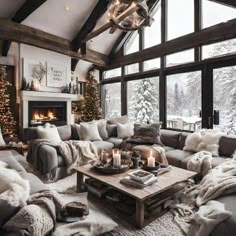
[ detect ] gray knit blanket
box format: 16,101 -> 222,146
4,190 -> 64,236
27,139 -> 98,174
167,158 -> 236,236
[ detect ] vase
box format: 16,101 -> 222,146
30,80 -> 41,91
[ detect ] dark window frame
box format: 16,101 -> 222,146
100,0 -> 236,131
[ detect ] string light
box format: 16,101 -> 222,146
0,66 -> 17,137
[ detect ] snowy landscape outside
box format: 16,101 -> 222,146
102,0 -> 236,134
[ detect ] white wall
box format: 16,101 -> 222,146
20,44 -> 71,93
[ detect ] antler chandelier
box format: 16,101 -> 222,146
83,0 -> 151,44
108,0 -> 150,31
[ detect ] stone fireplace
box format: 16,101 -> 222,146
20,91 -> 81,129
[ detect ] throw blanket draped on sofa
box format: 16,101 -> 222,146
187,151 -> 213,177
167,159 -> 236,236
27,139 -> 98,174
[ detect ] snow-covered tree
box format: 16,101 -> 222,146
130,78 -> 159,123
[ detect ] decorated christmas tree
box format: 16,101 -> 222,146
0,65 -> 16,136
80,65 -> 102,122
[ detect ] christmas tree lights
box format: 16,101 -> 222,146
80,66 -> 102,122
0,65 -> 16,136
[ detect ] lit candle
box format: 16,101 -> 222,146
113,150 -> 121,168
147,150 -> 155,167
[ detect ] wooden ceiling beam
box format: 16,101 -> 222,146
110,18 -> 236,68
0,19 -> 108,67
209,0 -> 236,8
1,0 -> 47,56
71,0 -> 110,71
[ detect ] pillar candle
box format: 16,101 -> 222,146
113,150 -> 121,168
147,150 -> 155,167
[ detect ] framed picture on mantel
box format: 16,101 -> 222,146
47,64 -> 67,88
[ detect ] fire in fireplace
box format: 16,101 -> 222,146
28,101 -> 67,127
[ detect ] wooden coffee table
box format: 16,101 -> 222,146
75,164 -> 196,228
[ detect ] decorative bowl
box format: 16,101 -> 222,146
90,161 -> 130,174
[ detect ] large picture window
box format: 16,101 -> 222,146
202,0 -> 236,29
104,68 -> 121,79
167,71 -> 201,131
167,0 -> 194,40
125,33 -> 139,55
166,49 -> 194,67
127,77 -> 159,123
102,83 -> 121,118
144,3 -> 161,49
214,66 -> 236,134
202,39 -> 236,60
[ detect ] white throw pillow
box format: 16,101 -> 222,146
94,119 -> 108,140
36,123 -> 61,142
183,132 -> 202,152
196,131 -> 224,156
0,128 -> 6,146
78,121 -> 102,141
117,122 -> 134,138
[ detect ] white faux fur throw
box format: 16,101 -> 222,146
0,160 -> 30,207
188,201 -> 231,236
57,140 -> 98,173
187,151 -> 212,177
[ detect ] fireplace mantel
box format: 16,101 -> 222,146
20,91 -> 82,128
20,91 -> 82,101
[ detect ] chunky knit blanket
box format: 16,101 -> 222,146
4,190 -> 64,236
28,139 -> 98,174
167,159 -> 236,236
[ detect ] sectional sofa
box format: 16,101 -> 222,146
2,125 -> 236,235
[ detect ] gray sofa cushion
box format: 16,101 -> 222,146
160,130 -> 181,149
106,124 -> 117,137
212,193 -> 236,236
179,132 -> 190,150
0,151 -> 26,173
166,149 -> 193,168
163,146 -> 175,152
219,135 -> 236,157
57,125 -> 72,141
106,138 -> 123,148
93,141 -> 114,151
58,155 -> 66,167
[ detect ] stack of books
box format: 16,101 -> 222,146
120,170 -> 158,189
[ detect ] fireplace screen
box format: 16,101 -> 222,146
28,101 -> 67,126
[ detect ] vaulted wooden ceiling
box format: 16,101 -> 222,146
0,0 -> 235,71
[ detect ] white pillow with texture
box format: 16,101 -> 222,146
117,122 -> 134,138
36,123 -> 61,142
94,119 -> 108,140
183,132 -> 202,152
0,128 -> 6,146
196,131 -> 224,156
78,121 -> 102,141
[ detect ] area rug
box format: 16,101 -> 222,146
47,174 -> 184,236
